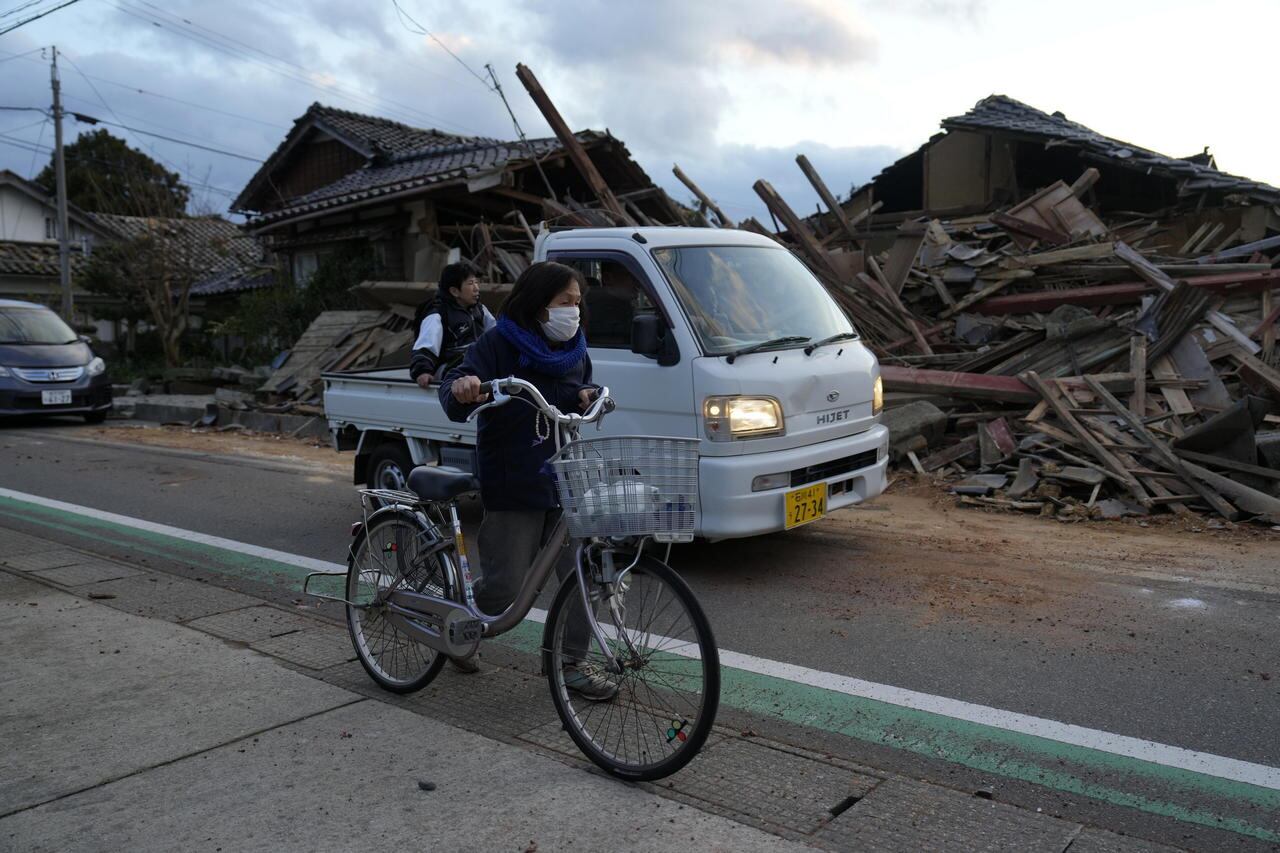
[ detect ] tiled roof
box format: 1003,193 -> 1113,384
0,241 -> 88,278
88,213 -> 264,277
190,267 -> 275,297
232,102 -> 487,212
249,131 -> 604,226
308,103 -> 478,154
943,95 -> 1280,204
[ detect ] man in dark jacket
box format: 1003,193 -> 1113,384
410,263 -> 495,388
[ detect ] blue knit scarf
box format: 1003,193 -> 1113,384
496,315 -> 586,376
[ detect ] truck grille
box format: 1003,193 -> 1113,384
790,449 -> 878,487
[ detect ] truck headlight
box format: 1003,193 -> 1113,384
872,375 -> 883,416
703,396 -> 783,440
86,357 -> 106,377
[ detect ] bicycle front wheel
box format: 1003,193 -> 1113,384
543,554 -> 719,781
347,509 -> 453,694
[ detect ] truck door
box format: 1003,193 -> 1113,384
549,251 -> 696,439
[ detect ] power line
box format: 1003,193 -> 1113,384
389,0 -> 493,91
0,47 -> 288,130
68,112 -> 262,162
0,0 -> 82,36
109,0 -> 483,135
1,0 -> 50,19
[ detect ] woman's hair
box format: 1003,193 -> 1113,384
499,261 -> 584,331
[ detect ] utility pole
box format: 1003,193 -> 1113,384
51,46 -> 73,319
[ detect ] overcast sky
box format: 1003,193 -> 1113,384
2,0 -> 1277,224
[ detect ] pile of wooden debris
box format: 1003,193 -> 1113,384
752,164 -> 1280,524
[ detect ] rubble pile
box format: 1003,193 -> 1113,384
759,166 -> 1280,525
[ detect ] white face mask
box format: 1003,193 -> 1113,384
540,305 -> 580,342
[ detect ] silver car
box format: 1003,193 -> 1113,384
0,299 -> 112,423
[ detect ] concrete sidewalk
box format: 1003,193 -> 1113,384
0,525 -> 1189,852
0,569 -> 802,852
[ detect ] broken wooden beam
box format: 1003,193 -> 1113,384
1081,374 -> 1236,520
1020,371 -> 1152,507
752,179 -> 839,280
672,163 -> 733,227
515,63 -> 635,226
795,154 -> 860,245
973,269 -> 1280,315
1114,241 -> 1260,354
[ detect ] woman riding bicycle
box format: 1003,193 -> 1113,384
438,261 -> 617,700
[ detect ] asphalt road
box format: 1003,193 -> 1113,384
3,420 -> 1278,848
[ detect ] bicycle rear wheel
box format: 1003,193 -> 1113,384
543,553 -> 719,781
347,509 -> 453,693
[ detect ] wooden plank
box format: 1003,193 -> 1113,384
795,154 -> 856,243
973,268 -> 1280,315
1150,355 -> 1194,418
882,226 -> 927,295
1082,375 -> 1236,520
1002,242 -> 1115,269
1020,371 -> 1151,506
1258,288 -> 1277,360
939,275 -> 1021,320
1173,449 -> 1280,481
515,63 -> 634,226
672,163 -> 733,227
1129,335 -> 1147,416
752,179 -> 839,279
990,210 -> 1068,245
884,366 -> 1037,403
1068,167 -> 1100,198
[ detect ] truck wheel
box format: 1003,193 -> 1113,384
367,442 -> 415,493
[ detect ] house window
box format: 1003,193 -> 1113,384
45,217 -> 55,240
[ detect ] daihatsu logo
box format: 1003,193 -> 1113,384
826,390 -> 840,402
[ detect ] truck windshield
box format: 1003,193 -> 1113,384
651,245 -> 854,356
0,307 -> 78,345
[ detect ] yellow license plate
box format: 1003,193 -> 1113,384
784,483 -> 827,529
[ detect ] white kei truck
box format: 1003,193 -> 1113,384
323,227 -> 888,540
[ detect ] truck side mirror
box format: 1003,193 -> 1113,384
631,313 -> 679,366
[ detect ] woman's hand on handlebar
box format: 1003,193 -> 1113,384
577,387 -> 598,412
451,375 -> 490,405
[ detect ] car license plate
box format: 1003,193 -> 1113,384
41,390 -> 72,405
784,482 -> 827,530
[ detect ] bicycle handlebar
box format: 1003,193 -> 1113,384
464,376 -> 615,425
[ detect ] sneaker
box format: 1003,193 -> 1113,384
448,654 -> 481,674
562,660 -> 619,701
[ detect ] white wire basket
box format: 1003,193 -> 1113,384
548,436 -> 699,542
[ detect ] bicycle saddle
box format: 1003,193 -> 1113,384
407,466 -> 479,501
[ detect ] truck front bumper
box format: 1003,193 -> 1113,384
697,424 -> 889,540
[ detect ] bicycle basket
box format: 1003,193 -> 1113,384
548,436 -> 699,542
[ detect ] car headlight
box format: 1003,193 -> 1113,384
86,357 -> 106,377
872,375 -> 883,416
703,396 -> 783,441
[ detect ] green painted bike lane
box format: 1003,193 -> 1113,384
1,491 -> 1275,842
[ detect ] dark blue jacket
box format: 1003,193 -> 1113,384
438,328 -> 594,511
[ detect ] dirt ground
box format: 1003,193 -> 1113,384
91,421 -> 1279,599
88,421 -> 349,473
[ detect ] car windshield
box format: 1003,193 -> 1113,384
651,245 -> 854,356
0,307 -> 78,345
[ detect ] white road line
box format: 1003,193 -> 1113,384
3,485 -> 1278,792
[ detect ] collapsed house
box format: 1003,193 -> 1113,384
743,96 -> 1280,525
232,98 -> 683,289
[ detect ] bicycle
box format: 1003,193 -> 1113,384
305,376 -> 720,780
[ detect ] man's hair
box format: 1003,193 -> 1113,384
440,262 -> 475,295
499,261 -> 584,331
